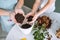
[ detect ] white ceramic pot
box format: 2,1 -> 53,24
18,23 -> 34,35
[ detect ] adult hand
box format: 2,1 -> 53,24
10,9 -> 25,24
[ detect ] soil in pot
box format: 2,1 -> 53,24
21,24 -> 31,29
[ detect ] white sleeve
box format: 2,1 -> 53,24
40,0 -> 56,9
39,0 -> 56,13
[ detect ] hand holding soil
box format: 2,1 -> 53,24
10,9 -> 25,24
14,9 -> 25,24
26,12 -> 35,24
15,11 -> 35,24
15,13 -> 25,24
12,10 -> 37,25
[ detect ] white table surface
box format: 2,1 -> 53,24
6,12 -> 60,40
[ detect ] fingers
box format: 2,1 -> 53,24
14,9 -> 25,19
10,9 -> 25,24
11,13 -> 22,24
27,18 -> 36,24
11,10 -> 39,25
25,13 -> 31,18
10,13 -> 17,23
25,13 -> 35,24
27,14 -> 38,24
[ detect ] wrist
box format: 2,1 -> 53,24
4,10 -> 11,16
31,11 -> 35,13
15,6 -> 22,10
30,12 -> 35,16
9,11 -> 12,17
31,10 -> 37,14
15,8 -> 22,11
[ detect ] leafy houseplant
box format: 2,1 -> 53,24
33,21 -> 48,40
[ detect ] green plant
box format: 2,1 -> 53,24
33,22 -> 48,40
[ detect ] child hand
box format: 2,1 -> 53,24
27,13 -> 39,24
26,12 -> 35,24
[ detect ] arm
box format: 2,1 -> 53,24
31,0 -> 41,13
28,0 -> 55,24
0,9 -> 10,16
0,0 -> 24,16
37,0 -> 55,16
15,0 -> 24,9
25,0 -> 41,18
11,0 -> 24,24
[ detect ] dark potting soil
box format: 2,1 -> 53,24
15,13 -> 25,23
37,16 -> 51,29
21,24 -> 31,29
27,16 -> 33,22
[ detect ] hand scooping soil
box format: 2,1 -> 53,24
15,13 -> 25,24
27,16 -> 33,22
